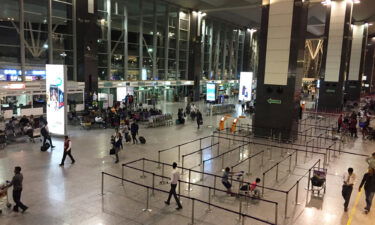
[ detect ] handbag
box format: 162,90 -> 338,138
109,148 -> 116,155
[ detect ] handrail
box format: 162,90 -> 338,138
101,171 -> 276,225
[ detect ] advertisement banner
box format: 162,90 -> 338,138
239,72 -> 253,101
206,83 -> 216,101
46,64 -> 67,136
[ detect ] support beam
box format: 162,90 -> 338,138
152,0 -> 157,80
48,0 -> 53,63
107,0 -> 111,80
345,23 -> 368,102
19,0 -> 25,81
124,5 -> 128,80
73,0 -> 77,81
139,0 -> 143,80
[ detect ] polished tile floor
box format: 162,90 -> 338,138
0,101 -> 374,225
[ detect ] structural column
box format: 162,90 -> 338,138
364,40 -> 375,93
253,0 -> 309,140
318,0 -> 353,112
345,23 -> 368,101
76,0 -> 99,105
188,11 -> 203,101
19,0 -> 25,81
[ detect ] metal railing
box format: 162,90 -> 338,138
103,171 -> 277,225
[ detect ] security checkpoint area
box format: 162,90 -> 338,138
100,113 -> 373,225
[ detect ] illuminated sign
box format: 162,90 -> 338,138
5,83 -> 26,89
239,72 -> 253,101
206,83 -> 216,101
46,64 -> 67,136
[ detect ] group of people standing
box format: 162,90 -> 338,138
184,103 -> 203,129
338,110 -> 371,138
111,122 -> 139,163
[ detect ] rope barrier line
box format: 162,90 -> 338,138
101,171 -> 276,225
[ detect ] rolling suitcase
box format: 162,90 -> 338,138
40,142 -> 50,152
139,136 -> 146,144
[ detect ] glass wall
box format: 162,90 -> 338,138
0,0 -> 73,81
202,18 -> 243,81
0,0 -> 247,83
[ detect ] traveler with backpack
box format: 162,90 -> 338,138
41,122 -> 55,149
196,109 -> 203,129
130,122 -> 139,144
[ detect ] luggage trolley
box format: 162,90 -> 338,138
0,182 -> 12,214
310,168 -> 327,197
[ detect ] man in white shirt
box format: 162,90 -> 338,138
164,162 -> 182,210
342,167 -> 356,212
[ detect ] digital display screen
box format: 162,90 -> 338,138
239,72 -> 253,101
46,64 -> 66,135
206,83 -> 216,101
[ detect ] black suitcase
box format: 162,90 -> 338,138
40,142 -> 50,152
125,134 -> 131,142
139,136 -> 146,144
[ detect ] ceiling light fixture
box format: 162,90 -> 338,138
353,0 -> 360,4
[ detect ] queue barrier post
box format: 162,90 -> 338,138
142,187 -> 152,212
160,164 -> 167,184
285,192 -> 289,218
157,151 -> 161,169
101,172 -> 104,195
287,154 -> 292,172
296,180 -> 300,205
187,169 -> 192,191
121,166 -> 124,186
189,198 -> 195,225
276,163 -> 279,182
238,198 -> 242,221
213,176 -> 217,195
247,156 -> 252,176
178,145 -> 181,162
207,188 -> 212,212
151,173 -> 155,196
262,173 -> 265,196
140,159 -> 146,178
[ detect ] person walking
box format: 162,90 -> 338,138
113,131 -> 122,163
41,122 -> 55,148
164,162 -> 183,210
130,121 -> 139,144
7,166 -> 28,213
59,136 -> 75,166
342,168 -> 356,212
196,109 -> 203,129
359,168 -> 375,214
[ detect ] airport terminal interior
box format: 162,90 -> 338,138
1,0 -> 375,225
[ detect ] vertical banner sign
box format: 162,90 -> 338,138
239,72 -> 253,101
46,64 -> 67,136
206,83 -> 216,101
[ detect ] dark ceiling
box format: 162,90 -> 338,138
165,0 -> 375,37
